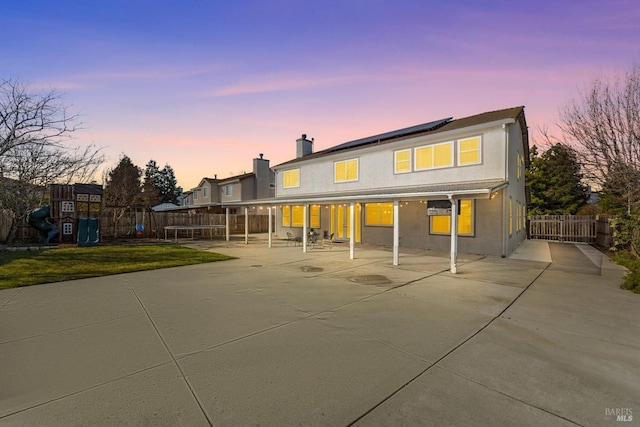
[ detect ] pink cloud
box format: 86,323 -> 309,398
209,72 -> 380,97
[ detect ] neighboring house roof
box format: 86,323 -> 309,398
151,203 -> 179,211
194,177 -> 218,190
218,172 -> 255,183
274,106 -> 526,168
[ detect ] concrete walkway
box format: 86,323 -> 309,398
0,238 -> 637,426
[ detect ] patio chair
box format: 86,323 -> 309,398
307,231 -> 319,249
286,232 -> 302,246
323,233 -> 334,249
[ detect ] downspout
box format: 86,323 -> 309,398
448,194 -> 458,274
502,124 -> 509,258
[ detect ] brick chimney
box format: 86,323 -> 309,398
296,134 -> 313,158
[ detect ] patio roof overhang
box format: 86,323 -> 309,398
220,180 -> 508,208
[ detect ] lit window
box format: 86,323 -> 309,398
310,205 -> 321,228
282,206 -> 291,227
516,152 -> 523,180
415,141 -> 453,170
509,198 -> 513,235
365,203 -> 394,226
334,159 -> 358,182
291,206 -> 304,227
429,200 -> 474,236
458,136 -> 481,165
394,149 -> 411,174
283,169 -> 300,188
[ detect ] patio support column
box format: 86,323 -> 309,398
244,207 -> 249,244
268,207 -> 272,248
448,195 -> 458,274
225,207 -> 230,242
349,202 -> 355,260
303,204 -> 308,253
393,200 -> 400,266
274,206 -> 278,237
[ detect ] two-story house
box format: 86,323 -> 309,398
183,154 -> 274,212
270,106 -> 529,271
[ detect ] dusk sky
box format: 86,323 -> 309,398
2,1 -> 638,190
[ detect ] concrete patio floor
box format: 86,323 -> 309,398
0,237 -> 638,426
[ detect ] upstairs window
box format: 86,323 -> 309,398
203,186 -> 208,197
516,152 -> 523,180
225,185 -> 232,196
283,169 -> 300,188
415,141 -> 453,171
394,149 -> 411,174
458,136 -> 481,166
335,159 -> 358,183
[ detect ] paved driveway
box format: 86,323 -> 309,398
0,239 -> 638,426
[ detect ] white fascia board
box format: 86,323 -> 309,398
220,183 -> 509,207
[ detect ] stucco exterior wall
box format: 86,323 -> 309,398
505,121 -> 527,255
220,181 -> 243,203
360,197 -> 504,256
275,125 -> 507,197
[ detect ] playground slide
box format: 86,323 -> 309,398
27,205 -> 59,244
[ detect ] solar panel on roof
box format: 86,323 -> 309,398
324,117 -> 452,153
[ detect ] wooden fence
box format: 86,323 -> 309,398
1,210 -> 272,243
528,214 -> 613,247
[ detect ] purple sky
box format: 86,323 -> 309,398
2,0 -> 639,189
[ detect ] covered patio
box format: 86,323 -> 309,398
219,180 -> 508,273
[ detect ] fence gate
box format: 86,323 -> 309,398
528,215 -> 597,244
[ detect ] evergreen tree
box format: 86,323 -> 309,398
142,159 -> 162,207
103,155 -> 142,236
159,164 -> 179,204
526,144 -> 589,215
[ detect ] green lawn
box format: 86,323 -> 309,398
0,245 -> 235,289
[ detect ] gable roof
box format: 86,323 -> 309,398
218,172 -> 255,183
275,106 -> 525,168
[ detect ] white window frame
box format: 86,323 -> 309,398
225,185 -> 233,196
457,135 -> 482,166
414,141 -> 454,171
334,158 -> 359,183
394,149 -> 412,174
283,168 -> 300,189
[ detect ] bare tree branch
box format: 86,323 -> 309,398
558,64 -> 640,215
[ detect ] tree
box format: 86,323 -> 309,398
559,64 -> 640,215
158,164 -> 180,204
140,160 -> 180,205
526,143 -> 589,215
0,78 -> 103,243
103,155 -> 142,237
141,159 -> 162,208
1,78 -> 80,157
